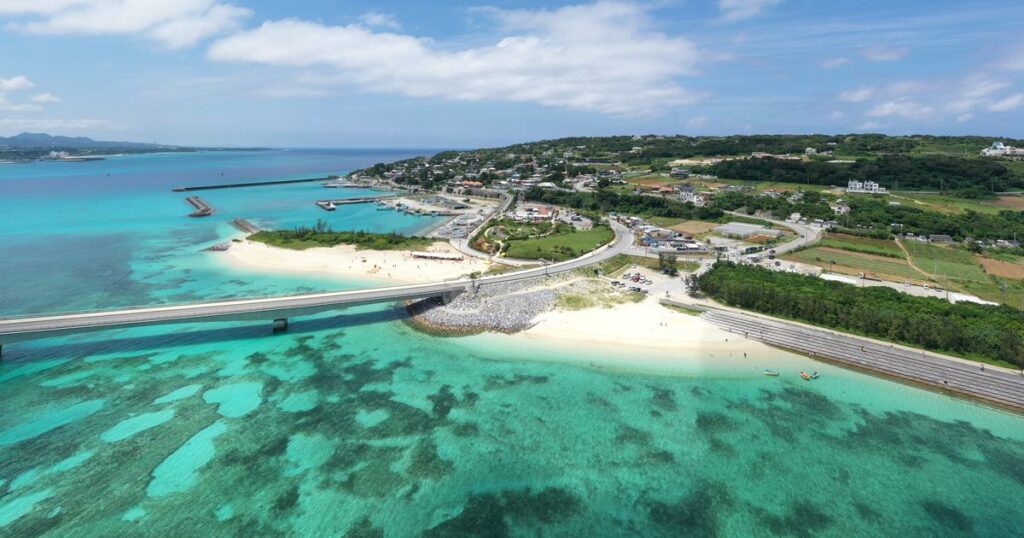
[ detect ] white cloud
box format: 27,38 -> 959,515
0,0 -> 251,48
999,46 -> 1024,71
956,113 -> 973,123
820,57 -> 848,69
829,110 -> 844,119
0,117 -> 112,132
0,75 -> 34,92
866,98 -> 933,120
989,92 -> 1024,112
839,87 -> 874,102
359,12 -> 400,30
30,92 -> 61,103
0,94 -> 41,111
858,121 -> 884,130
688,115 -> 709,128
862,45 -> 908,61
207,2 -> 706,116
717,0 -> 781,21
888,80 -> 927,95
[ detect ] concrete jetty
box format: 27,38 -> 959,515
185,196 -> 214,217
172,176 -> 339,192
231,218 -> 260,234
315,195 -> 396,211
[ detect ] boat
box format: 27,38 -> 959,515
324,202 -> 336,211
762,369 -> 779,377
810,371 -> 820,379
799,371 -> 812,381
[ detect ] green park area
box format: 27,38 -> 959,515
503,224 -> 614,261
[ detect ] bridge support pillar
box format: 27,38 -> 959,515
272,318 -> 288,333
440,291 -> 460,305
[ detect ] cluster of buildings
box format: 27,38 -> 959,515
845,180 -> 887,194
511,203 -> 556,223
613,216 -> 709,254
353,149 -> 626,195
980,142 -> 1024,158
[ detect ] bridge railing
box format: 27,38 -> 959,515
0,279 -> 471,321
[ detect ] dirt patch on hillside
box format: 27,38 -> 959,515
669,220 -> 717,235
993,196 -> 1024,210
977,256 -> 1024,280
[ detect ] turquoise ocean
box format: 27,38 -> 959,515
0,150 -> 1022,536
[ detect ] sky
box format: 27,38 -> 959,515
0,0 -> 1022,148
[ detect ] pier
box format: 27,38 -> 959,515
315,195 -> 396,211
172,176 -> 340,192
231,218 -> 260,234
185,196 -> 214,217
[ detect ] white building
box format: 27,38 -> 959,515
981,141 -> 1024,157
846,180 -> 887,194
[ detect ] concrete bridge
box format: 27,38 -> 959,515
0,221 -> 630,353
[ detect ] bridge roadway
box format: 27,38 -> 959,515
0,221 -> 630,348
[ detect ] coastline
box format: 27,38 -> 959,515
217,239 -> 492,284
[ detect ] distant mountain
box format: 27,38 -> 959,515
0,132 -> 180,150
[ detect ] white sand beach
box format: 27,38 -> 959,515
220,239 -> 492,283
522,298 -> 784,359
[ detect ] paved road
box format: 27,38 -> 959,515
0,220 -> 630,346
695,305 -> 1024,411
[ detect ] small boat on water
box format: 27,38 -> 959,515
762,369 -> 779,377
799,371 -> 812,381
324,202 -> 336,211
810,371 -> 820,379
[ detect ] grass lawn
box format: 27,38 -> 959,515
595,254 -> 700,276
889,193 -> 1008,215
648,216 -> 685,228
504,225 -> 614,261
817,233 -> 904,258
713,177 -> 837,193
902,242 -> 989,282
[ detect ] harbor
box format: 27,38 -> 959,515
315,195 -> 397,211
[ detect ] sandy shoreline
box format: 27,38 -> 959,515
219,241 -> 788,360
219,239 -> 492,284
520,298 -> 786,360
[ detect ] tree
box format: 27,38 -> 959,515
658,252 -> 679,275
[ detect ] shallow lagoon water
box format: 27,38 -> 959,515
0,152 -> 1022,536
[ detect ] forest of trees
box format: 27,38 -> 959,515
705,155 -> 1024,196
249,220 -> 431,251
697,263 -> 1024,367
523,188 -> 723,220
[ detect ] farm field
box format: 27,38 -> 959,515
976,256 -> 1024,280
782,247 -> 926,283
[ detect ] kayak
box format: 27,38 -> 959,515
763,369 -> 780,377
799,372 -> 812,381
